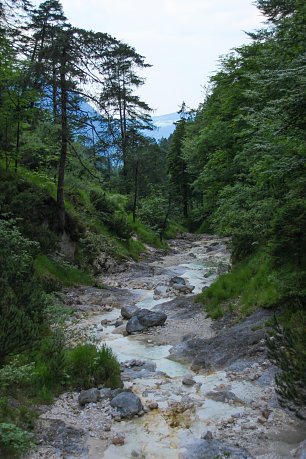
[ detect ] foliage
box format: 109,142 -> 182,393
0,220 -> 45,362
0,422 -> 34,457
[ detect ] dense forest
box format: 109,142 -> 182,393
0,0 -> 305,455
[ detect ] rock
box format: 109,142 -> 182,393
99,388 -> 112,400
172,283 -> 195,294
294,440 -> 306,459
181,439 -> 254,459
147,400 -> 159,410
206,390 -> 242,404
182,376 -> 196,386
110,391 -> 143,419
169,276 -> 186,286
115,319 -> 123,327
111,433 -> 125,446
126,309 -> 167,334
201,431 -> 213,440
170,309 -> 273,371
78,388 -> 101,406
121,304 -> 140,319
154,285 -> 168,297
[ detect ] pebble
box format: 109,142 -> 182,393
112,433 -> 125,446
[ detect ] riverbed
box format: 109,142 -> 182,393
28,235 -> 306,459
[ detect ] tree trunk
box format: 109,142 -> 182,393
57,45 -> 68,232
132,160 -> 139,223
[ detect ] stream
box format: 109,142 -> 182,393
30,236 -> 306,459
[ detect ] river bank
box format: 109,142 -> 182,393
27,235 -> 305,459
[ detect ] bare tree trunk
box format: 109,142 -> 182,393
57,45 -> 68,232
132,159 -> 139,223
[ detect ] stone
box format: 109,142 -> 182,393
121,304 -> 140,319
169,276 -> 186,286
126,309 -> 167,334
115,319 -> 123,327
201,431 -> 213,440
110,391 -> 143,419
78,388 -> 101,406
181,439 -> 254,459
111,433 -> 125,446
172,283 -> 195,294
206,390 -> 242,404
294,440 -> 306,459
147,400 -> 159,410
154,285 -> 168,297
182,376 -> 196,386
99,388 -> 112,400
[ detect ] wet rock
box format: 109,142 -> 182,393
182,376 -> 196,386
170,276 -> 186,286
110,391 -> 143,419
112,433 -> 125,446
126,309 -> 167,334
121,304 -> 140,319
294,440 -> 306,459
78,388 -> 101,406
181,439 -> 254,459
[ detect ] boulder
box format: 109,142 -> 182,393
78,388 -> 101,406
170,276 -> 186,286
294,440 -> 306,459
154,285 -> 168,297
181,439 -> 254,459
110,391 -> 143,419
172,283 -> 195,294
126,308 -> 167,334
182,376 -> 196,386
121,304 -> 140,319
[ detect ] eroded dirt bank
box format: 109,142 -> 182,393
27,235 -> 306,459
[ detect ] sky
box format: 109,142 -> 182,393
36,0 -> 265,115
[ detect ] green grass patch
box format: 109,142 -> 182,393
34,255 -> 94,289
128,216 -> 168,249
197,251 -> 280,318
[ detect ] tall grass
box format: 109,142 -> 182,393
197,251 -> 280,318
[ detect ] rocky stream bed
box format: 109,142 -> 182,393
27,235 -> 306,459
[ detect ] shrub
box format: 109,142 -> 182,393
66,344 -> 121,390
0,422 -> 33,457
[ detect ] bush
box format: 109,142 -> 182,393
0,220 -> 45,362
66,344 -> 121,390
0,422 -> 33,457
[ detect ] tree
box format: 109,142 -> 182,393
167,102 -> 192,219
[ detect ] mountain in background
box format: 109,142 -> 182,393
151,112 -> 179,140
79,101 -> 179,141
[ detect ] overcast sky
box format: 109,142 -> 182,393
38,0 -> 265,115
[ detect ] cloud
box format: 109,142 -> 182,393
32,0 -> 264,114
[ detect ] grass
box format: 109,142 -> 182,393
34,255 -> 94,288
197,250 -> 281,318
